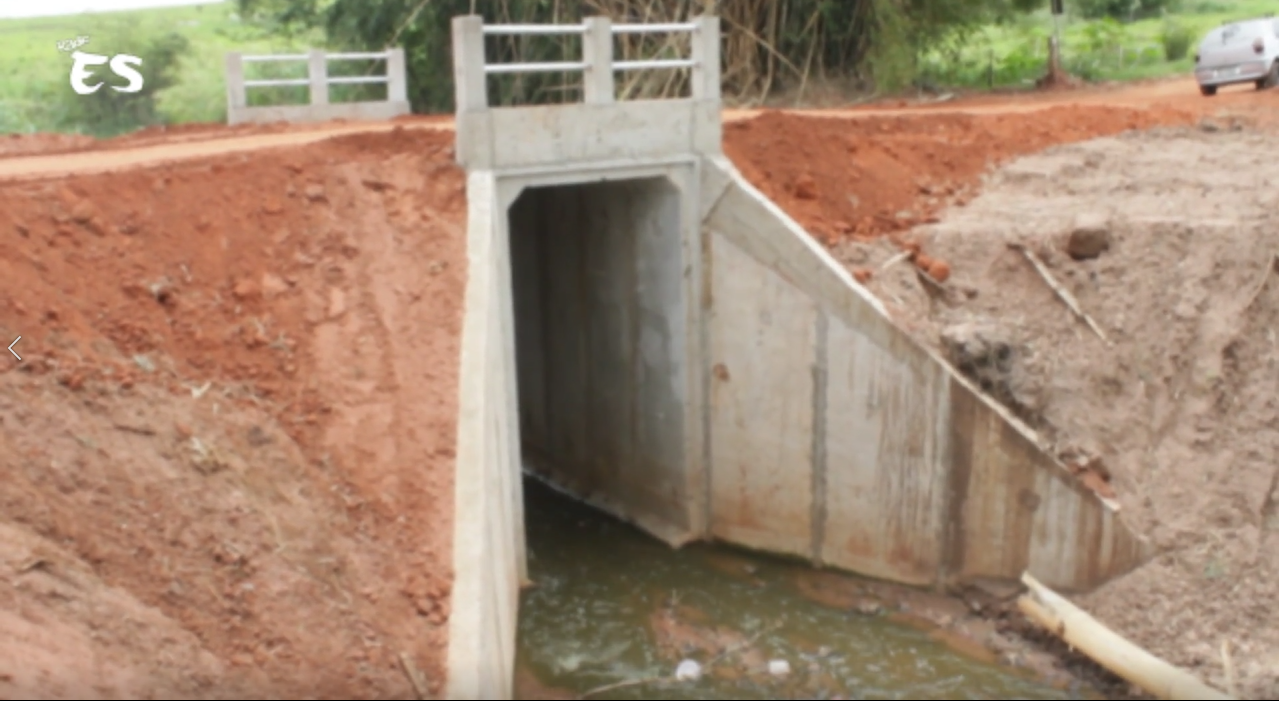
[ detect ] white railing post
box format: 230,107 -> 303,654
453,15 -> 488,112
386,47 -> 408,102
581,16 -> 614,104
225,52 -> 247,108
690,15 -> 720,101
308,49 -> 329,105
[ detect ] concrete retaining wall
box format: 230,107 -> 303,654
698,154 -> 1150,592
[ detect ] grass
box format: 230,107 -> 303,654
0,1 -> 322,133
921,0 -> 1279,89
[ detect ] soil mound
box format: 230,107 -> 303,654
722,104 -> 1197,246
0,127 -> 466,698
832,125 -> 1279,699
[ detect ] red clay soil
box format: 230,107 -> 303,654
0,93 -> 1244,698
0,115 -> 455,160
722,104 -> 1199,250
0,127 -> 466,699
0,132 -> 98,158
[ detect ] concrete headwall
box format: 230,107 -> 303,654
698,155 -> 1150,593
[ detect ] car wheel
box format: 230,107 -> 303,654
1201,84 -> 1217,96
1262,61 -> 1279,89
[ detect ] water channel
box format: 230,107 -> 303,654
514,476 -> 1092,701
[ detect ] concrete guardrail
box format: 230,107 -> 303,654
223,48 -> 410,126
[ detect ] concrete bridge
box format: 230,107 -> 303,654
442,15 -> 1148,699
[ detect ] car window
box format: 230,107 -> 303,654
1220,20 -> 1266,43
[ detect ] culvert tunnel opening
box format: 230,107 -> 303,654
505,175 -> 697,547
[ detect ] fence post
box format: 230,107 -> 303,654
225,52 -> 246,109
452,15 -> 488,112
1048,35 -> 1063,79
690,15 -> 721,101
386,47 -> 408,103
308,49 -> 329,105
582,16 -> 614,104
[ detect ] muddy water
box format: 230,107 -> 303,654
515,477 -> 1083,701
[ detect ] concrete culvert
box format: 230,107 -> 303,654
507,177 -> 695,543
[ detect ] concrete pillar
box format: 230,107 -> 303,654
386,46 -> 408,103
452,15 -> 488,112
581,16 -> 614,104
224,52 -> 246,108
308,49 -> 329,105
690,15 -> 721,101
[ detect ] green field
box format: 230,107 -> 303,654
0,0 -> 1276,136
921,0 -> 1279,88
0,1 -> 323,134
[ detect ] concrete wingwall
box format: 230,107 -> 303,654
698,154 -> 1151,593
445,170 -> 523,701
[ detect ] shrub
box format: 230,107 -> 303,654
49,29 -> 191,137
1159,20 -> 1195,61
1073,0 -> 1176,20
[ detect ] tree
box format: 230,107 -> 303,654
237,0 -> 1042,112
1072,0 -> 1177,20
51,30 -> 192,137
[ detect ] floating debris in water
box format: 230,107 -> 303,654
768,659 -> 791,677
675,659 -> 702,681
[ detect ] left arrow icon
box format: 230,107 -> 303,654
8,336 -> 20,361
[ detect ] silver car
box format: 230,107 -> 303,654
1194,17 -> 1279,95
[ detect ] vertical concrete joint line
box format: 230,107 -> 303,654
578,191 -> 594,471
536,194 -> 555,458
627,184 -> 642,496
937,380 -> 972,593
699,211 -> 715,538
810,311 -> 829,565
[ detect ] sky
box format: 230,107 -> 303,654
0,0 -> 225,19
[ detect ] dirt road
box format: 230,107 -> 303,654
2,75 -> 1270,179
0,75 -> 1275,699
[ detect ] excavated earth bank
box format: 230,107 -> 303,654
5,98 -> 1262,699
818,124 -> 1279,700
0,128 -> 466,699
